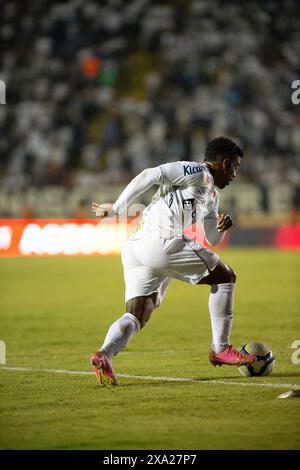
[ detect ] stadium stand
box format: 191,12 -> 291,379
0,0 -> 299,220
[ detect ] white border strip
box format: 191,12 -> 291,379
1,366 -> 299,389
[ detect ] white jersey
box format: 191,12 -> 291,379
113,161 -> 224,245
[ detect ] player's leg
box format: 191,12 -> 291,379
198,259 -> 255,366
99,293 -> 157,358
198,259 -> 236,353
91,307 -> 141,386
167,238 -> 255,367
91,294 -> 158,386
91,239 -> 169,385
125,293 -> 157,328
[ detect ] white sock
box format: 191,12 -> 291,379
209,283 -> 234,353
100,313 -> 140,358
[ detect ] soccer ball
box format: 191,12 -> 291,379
238,342 -> 275,377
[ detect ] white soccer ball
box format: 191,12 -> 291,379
238,342 -> 275,377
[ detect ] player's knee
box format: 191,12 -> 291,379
216,262 -> 236,284
221,263 -> 236,284
227,266 -> 236,284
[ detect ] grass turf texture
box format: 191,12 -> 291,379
0,249 -> 299,450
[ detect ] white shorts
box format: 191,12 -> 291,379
121,236 -> 219,307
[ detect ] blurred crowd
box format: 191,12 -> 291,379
0,0 -> 300,201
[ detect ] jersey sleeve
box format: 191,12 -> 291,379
113,166 -> 163,214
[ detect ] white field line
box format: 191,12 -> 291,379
0,366 -> 299,390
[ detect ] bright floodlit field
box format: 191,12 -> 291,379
0,249 -> 299,450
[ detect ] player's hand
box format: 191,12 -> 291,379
91,202 -> 115,218
217,213 -> 233,232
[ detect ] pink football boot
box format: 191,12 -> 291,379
91,351 -> 118,386
209,345 -> 256,367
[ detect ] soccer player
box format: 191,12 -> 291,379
91,137 -> 256,386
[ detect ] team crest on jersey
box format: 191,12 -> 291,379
183,198 -> 195,210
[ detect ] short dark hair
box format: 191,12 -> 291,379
204,137 -> 244,162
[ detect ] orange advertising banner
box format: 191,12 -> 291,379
0,219 -> 138,256
0,219 -> 227,256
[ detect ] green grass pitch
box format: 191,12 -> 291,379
0,249 -> 299,450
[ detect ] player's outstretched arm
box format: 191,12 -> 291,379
91,202 -> 115,218
112,166 -> 162,214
